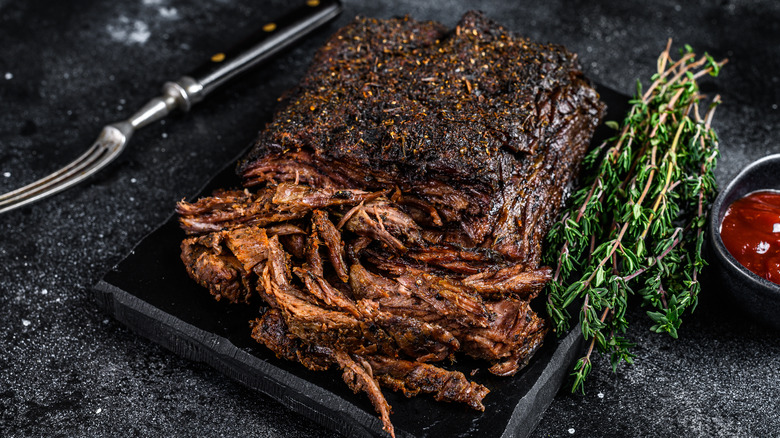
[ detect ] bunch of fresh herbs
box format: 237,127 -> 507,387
544,41 -> 727,392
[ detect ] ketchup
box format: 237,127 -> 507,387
720,190 -> 780,284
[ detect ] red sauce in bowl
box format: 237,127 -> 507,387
720,190 -> 780,284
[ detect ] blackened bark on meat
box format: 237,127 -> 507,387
238,11 -> 604,262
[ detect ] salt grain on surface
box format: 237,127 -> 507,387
5,72 -> 13,80
598,392 -> 604,399
22,319 -> 31,327
568,428 -> 575,434
3,172 -> 10,178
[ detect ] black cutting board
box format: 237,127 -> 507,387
92,85 -> 627,438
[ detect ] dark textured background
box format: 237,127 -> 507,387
1,0 -> 779,436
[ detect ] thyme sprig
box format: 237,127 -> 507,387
544,40 -> 726,393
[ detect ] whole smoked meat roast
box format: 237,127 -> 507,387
177,10 -> 605,437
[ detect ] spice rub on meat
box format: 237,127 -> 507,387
239,10 -> 604,265
178,10 -> 604,438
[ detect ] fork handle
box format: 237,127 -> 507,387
172,0 -> 341,110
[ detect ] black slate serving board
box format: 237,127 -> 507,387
92,85 -> 627,438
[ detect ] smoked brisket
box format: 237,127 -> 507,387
178,10 -> 604,437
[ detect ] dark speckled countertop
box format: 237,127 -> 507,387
1,0 -> 779,436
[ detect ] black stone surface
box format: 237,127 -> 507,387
1,1 -> 779,437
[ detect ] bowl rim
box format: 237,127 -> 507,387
709,153 -> 780,293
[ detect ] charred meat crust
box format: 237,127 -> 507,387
238,10 -> 604,262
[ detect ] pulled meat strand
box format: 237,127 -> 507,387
367,356 -> 490,411
334,352 -> 395,438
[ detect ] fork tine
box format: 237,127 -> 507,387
0,125 -> 129,213
0,146 -> 107,206
0,143 -> 103,202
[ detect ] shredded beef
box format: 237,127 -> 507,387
178,10 -> 604,437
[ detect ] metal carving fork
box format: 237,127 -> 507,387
0,0 -> 341,214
